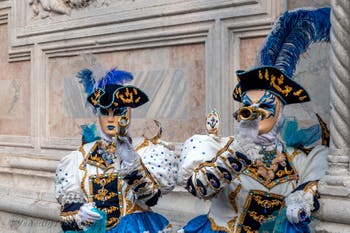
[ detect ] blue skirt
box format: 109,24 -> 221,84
108,211 -> 170,233
181,215 -> 226,233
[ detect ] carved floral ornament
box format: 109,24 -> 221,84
29,0 -> 110,18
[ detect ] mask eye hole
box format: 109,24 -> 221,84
99,108 -> 109,116
113,107 -> 127,117
259,103 -> 270,109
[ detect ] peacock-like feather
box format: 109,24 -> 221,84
97,68 -> 134,89
257,7 -> 331,78
76,69 -> 96,95
81,122 -> 100,144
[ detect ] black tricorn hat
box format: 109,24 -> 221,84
87,84 -> 149,109
77,68 -> 149,109
232,66 -> 310,105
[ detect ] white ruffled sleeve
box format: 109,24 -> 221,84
285,145 -> 329,222
177,134 -> 230,186
291,145 -> 329,184
137,140 -> 178,194
55,150 -> 86,205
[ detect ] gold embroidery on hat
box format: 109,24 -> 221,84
116,88 -> 135,104
270,75 -> 293,97
264,69 -> 269,80
277,74 -> 284,85
91,89 -> 102,106
299,96 -> 308,101
234,87 -> 241,99
293,89 -> 303,96
259,70 -> 263,80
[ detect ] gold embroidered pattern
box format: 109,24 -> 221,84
243,151 -> 298,189
60,210 -> 79,217
93,189 -> 118,202
303,181 -> 318,196
253,196 -> 283,209
88,172 -> 123,230
286,148 -> 300,161
293,89 -> 303,96
234,87 -> 242,99
85,141 -> 117,169
93,174 -> 118,186
276,167 -> 294,177
117,175 -> 123,215
135,139 -> 150,151
228,216 -> 238,232
229,184 -> 241,212
107,217 -> 120,229
125,199 -> 150,214
88,173 -> 119,202
140,160 -> 159,190
242,225 -> 258,233
101,206 -> 119,214
248,211 -> 277,226
90,89 -> 102,106
115,87 -> 142,104
270,75 -> 293,96
79,144 -> 92,199
237,190 -> 284,233
216,137 -> 235,158
195,161 -> 215,172
293,90 -> 308,101
208,215 -> 230,232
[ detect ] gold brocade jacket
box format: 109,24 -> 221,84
178,135 -> 328,233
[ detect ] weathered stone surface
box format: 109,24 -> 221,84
0,0 -> 349,232
0,24 -> 31,137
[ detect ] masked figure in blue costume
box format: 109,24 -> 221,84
55,68 -> 177,233
178,7 -> 331,233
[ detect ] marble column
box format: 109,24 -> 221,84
316,1 -> 350,232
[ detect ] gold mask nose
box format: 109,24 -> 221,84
234,107 -> 267,121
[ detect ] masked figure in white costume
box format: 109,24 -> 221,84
55,68 -> 177,233
178,7 -> 330,233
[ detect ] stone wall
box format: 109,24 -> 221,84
0,0 -> 349,232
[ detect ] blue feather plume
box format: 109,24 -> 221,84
257,7 -> 331,78
97,68 -> 133,89
81,123 -> 100,143
280,117 -> 321,147
76,69 -> 96,95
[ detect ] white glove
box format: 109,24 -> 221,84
78,203 -> 101,223
286,203 -> 310,224
116,136 -> 138,164
285,190 -> 314,224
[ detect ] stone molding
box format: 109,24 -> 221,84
0,2 -> 286,230
29,0 -> 111,19
316,0 -> 350,231
0,0 -> 285,153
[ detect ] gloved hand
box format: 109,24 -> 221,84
78,203 -> 102,224
286,203 -> 310,224
116,135 -> 138,164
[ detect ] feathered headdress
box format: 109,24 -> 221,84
76,67 -> 149,109
232,7 -> 331,105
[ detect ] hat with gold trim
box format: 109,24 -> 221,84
77,68 -> 149,109
233,7 -> 331,105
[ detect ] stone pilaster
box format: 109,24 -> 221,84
316,1 -> 350,232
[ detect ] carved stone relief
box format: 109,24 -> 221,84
29,0 -> 111,18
